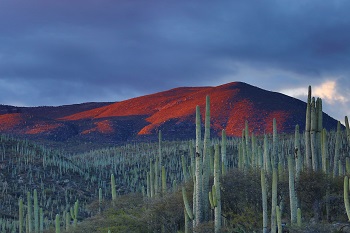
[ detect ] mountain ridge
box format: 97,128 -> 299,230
0,82 -> 339,143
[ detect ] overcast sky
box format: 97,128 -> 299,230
0,0 -> 349,122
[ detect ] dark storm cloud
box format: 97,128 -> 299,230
0,0 -> 350,108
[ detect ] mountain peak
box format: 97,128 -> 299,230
0,82 -> 338,143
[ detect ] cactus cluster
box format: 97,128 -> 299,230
1,85 -> 350,232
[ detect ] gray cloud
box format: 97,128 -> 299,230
0,0 -> 349,120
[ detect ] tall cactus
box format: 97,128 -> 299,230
70,200 -> 79,227
245,120 -> 251,166
271,118 -> 278,233
316,98 -> 323,168
162,166 -> 166,195
153,129 -> 162,197
242,129 -> 247,168
288,154 -> 297,224
55,214 -> 60,233
202,95 -> 211,221
154,157 -> 159,196
333,121 -> 341,177
305,86 -> 312,169
65,211 -> 70,231
27,191 -> 32,233
252,132 -> 257,167
182,185 -> 193,233
346,116 -> 350,142
182,155 -> 188,182
194,105 -> 203,227
321,129 -> 328,174
271,167 -> 278,233
310,97 -> 318,171
159,130 -> 162,171
213,144 -> 221,233
221,129 -> 227,175
264,134 -> 271,173
19,198 -> 23,233
272,118 -> 278,168
294,125 -> 302,180
276,205 -> 282,233
146,172 -> 150,198
39,208 -> 43,233
34,189 -> 39,233
111,174 -> 117,202
261,169 -> 268,233
297,208 -> 302,227
99,188 -> 102,213
149,161 -> 154,198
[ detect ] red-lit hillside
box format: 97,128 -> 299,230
0,82 -> 339,142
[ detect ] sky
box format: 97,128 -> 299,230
0,0 -> 350,122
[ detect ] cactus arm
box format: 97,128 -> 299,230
182,187 -> 194,220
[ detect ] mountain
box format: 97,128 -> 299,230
0,82 -> 339,144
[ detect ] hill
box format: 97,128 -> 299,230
0,82 -> 339,144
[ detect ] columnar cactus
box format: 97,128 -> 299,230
251,132 -> 257,167
70,200 -> 79,227
272,118 -> 278,168
271,119 -> 278,233
316,98 -> 323,168
241,129 -> 247,168
333,121 -> 341,177
238,143 -> 243,169
213,144 -> 221,233
245,120 -> 251,165
39,208 -> 43,233
264,134 -> 271,173
159,130 -> 162,171
154,157 -> 159,196
184,208 -> 190,233
321,129 -> 328,174
294,125 -> 302,179
346,116 -> 350,142
346,158 -> 350,175
19,198 -> 23,233
65,211 -> 70,231
182,155 -> 188,182
288,154 -> 297,224
221,129 -> 227,175
297,208 -> 302,227
34,189 -> 39,233
261,169 -> 268,233
194,105 -> 203,227
271,167 -> 278,233
111,174 -> 117,202
310,97 -> 318,171
27,191 -> 32,233
202,95 -> 210,221
305,86 -> 312,169
276,205 -> 282,233
26,213 -> 29,233
55,214 -> 60,233
162,166 -> 166,195
99,188 -> 102,213
182,186 -> 193,233
150,160 -> 154,197
146,172 -> 150,198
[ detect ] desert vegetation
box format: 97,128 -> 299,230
0,86 -> 350,232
